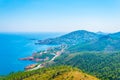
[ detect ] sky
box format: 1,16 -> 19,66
0,0 -> 120,33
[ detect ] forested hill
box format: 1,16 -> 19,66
3,66 -> 99,80
37,30 -> 99,45
53,52 -> 120,80
36,30 -> 120,52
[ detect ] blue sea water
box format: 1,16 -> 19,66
0,32 -> 63,75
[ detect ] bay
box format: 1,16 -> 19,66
0,32 -> 63,75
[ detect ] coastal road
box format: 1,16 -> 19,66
28,48 -> 64,71
28,64 -> 42,71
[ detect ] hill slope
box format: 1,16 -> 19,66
37,30 -> 99,45
68,35 -> 120,52
5,66 -> 99,80
53,52 -> 120,80
36,30 -> 120,52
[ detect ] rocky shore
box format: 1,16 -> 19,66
25,64 -> 37,70
19,57 -> 34,61
19,45 -> 66,71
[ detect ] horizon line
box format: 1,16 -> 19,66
0,29 -> 119,34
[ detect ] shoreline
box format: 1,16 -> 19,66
19,45 -> 66,71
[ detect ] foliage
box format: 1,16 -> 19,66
53,52 -> 120,80
37,30 -> 120,52
3,66 -> 98,80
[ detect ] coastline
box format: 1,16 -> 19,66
19,44 -> 66,71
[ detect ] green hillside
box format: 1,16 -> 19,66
24,30 -> 120,80
3,66 -> 99,80
53,52 -> 120,80
36,30 -> 99,45
36,30 -> 120,52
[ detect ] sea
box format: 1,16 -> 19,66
0,32 -> 63,75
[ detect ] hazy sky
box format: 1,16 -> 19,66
0,0 -> 120,32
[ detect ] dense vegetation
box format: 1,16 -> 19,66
0,76 -> 5,80
28,30 -> 120,80
37,30 -> 120,52
2,66 -> 98,80
67,35 -> 120,52
34,30 -> 120,80
37,30 -> 99,45
53,52 -> 120,80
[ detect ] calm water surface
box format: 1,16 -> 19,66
0,32 -> 63,75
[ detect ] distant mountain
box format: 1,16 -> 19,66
36,30 -> 120,52
36,30 -> 99,45
68,34 -> 120,52
109,32 -> 120,39
5,66 -> 99,80
96,31 -> 108,35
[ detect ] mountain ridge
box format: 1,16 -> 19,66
4,66 -> 99,80
36,30 -> 120,52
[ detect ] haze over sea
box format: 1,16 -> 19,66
0,32 -> 63,75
